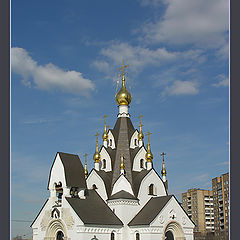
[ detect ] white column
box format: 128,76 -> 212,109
95,162 -> 100,171
147,161 -> 152,170
118,105 -> 130,118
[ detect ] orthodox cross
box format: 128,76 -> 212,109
104,114 -> 108,126
161,152 -> 166,161
118,59 -> 129,77
95,132 -> 99,145
84,153 -> 88,164
146,131 -> 152,144
138,114 -> 144,128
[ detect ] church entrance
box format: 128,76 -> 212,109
162,221 -> 185,240
56,231 -> 64,240
165,230 -> 174,240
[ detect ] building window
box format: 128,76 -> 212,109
135,139 -> 138,146
55,182 -> 63,201
102,159 -> 106,169
109,139 -> 112,146
92,184 -> 97,190
149,184 -> 154,195
111,232 -> 115,240
56,231 -> 64,240
136,233 -> 140,240
140,159 -> 144,168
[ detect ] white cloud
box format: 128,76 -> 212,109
11,47 -> 95,96
141,0 -> 229,48
164,80 -> 199,96
212,74 -> 229,87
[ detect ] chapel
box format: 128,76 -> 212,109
31,62 -> 195,240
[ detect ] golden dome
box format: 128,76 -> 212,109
138,128 -> 144,140
115,76 -> 132,106
93,150 -> 101,163
120,155 -> 125,170
161,167 -> 167,176
145,144 -> 153,162
102,131 -> 108,141
161,153 -> 167,176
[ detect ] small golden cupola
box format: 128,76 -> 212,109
145,132 -> 153,162
102,114 -> 108,141
115,60 -> 132,106
93,132 -> 101,163
120,145 -> 125,174
84,153 -> 88,178
161,152 -> 167,176
138,114 -> 144,141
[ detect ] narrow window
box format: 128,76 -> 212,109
92,184 -> 97,190
55,182 -> 63,201
136,233 -> 140,240
140,159 -> 144,168
111,232 -> 115,240
110,139 -> 112,146
135,139 -> 138,146
149,184 -> 154,195
102,159 -> 106,169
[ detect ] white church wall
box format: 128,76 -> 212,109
130,130 -> 139,149
100,147 -> 112,172
107,130 -> 116,149
48,154 -> 67,190
108,200 -> 139,225
137,170 -> 167,207
150,196 -> 194,240
111,175 -> 134,196
132,147 -> 147,171
86,170 -> 108,201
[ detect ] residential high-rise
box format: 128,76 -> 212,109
182,189 -> 214,235
212,173 -> 229,239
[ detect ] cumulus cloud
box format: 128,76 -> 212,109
163,80 -> 199,96
92,42 -> 205,74
141,0 -> 229,48
212,74 -> 229,87
11,47 -> 95,96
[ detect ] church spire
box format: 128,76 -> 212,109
84,153 -> 88,178
145,132 -> 153,170
161,152 -> 167,182
93,132 -> 101,171
102,114 -> 109,147
138,114 -> 144,143
115,59 -> 132,117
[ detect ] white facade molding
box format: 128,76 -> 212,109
107,130 -> 116,149
99,147 -> 112,172
130,130 -> 139,149
111,175 -> 134,196
132,147 -> 147,171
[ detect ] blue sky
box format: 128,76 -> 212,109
11,0 -> 229,238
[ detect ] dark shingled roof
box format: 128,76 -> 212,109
128,195 -> 173,226
95,170 -> 113,198
66,190 -> 123,226
108,190 -> 138,200
132,170 -> 151,196
48,152 -> 87,189
111,117 -> 136,188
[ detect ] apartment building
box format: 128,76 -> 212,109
182,189 -> 214,234
212,172 -> 229,239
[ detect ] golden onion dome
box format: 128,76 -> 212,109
138,130 -> 144,140
115,76 -> 132,106
145,144 -> 153,162
93,150 -> 101,163
102,131 -> 108,141
161,167 -> 167,176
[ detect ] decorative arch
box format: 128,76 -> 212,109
162,220 -> 185,240
45,219 -> 68,240
111,231 -> 116,240
135,231 -> 140,240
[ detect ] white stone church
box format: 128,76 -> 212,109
31,64 -> 195,240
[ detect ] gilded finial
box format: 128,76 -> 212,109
145,132 -> 153,162
84,153 -> 88,178
137,114 -> 144,140
93,132 -> 101,163
102,114 -> 109,141
115,59 -> 132,106
161,152 -> 167,176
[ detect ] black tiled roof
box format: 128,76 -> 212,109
128,195 -> 172,226
108,190 -> 138,200
66,190 -> 123,226
48,152 -> 87,189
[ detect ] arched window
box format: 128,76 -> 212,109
140,159 -> 144,168
135,139 -> 138,146
149,184 -> 154,195
102,159 -> 106,169
136,233 -> 140,240
55,182 -> 63,201
56,231 -> 64,240
92,184 -> 97,190
110,139 -> 112,146
111,232 -> 115,240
